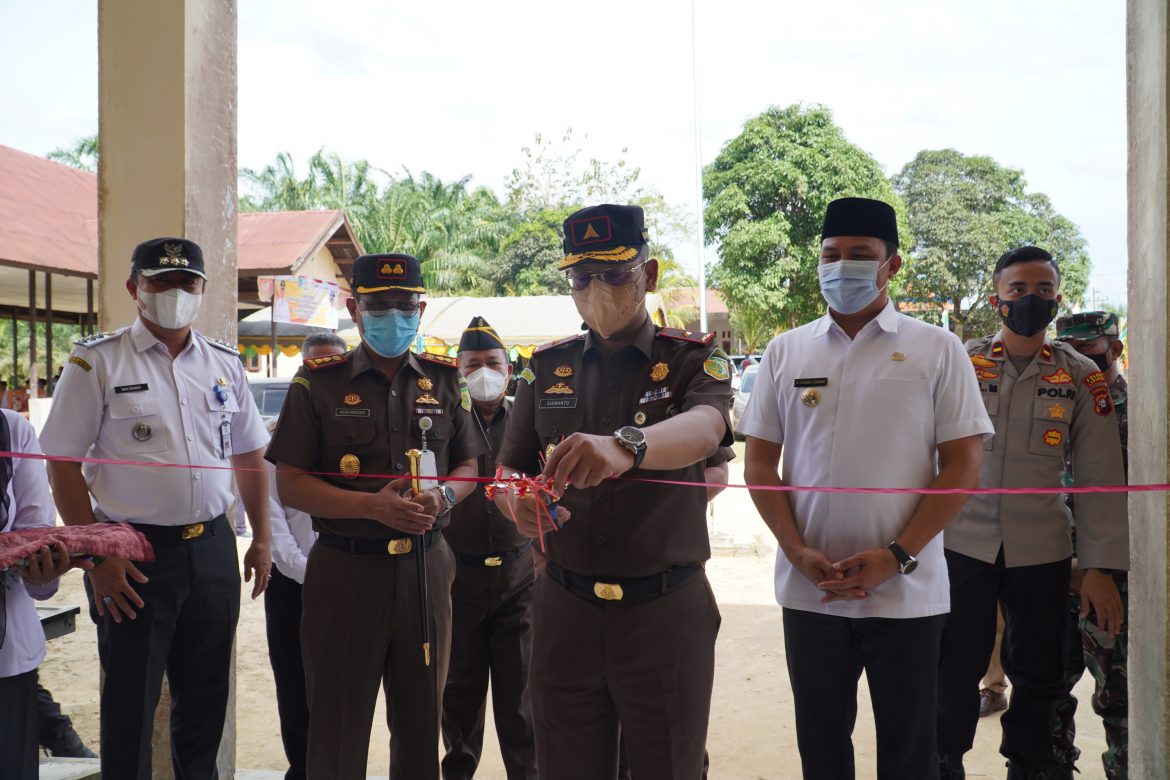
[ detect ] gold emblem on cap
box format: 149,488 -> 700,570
160,242 -> 190,267
891,352 -> 906,362
634,411 -> 647,425
650,362 -> 669,382
554,365 -> 573,378
339,454 -> 361,479
545,382 -> 574,395
343,393 -> 361,406
583,223 -> 601,240
417,376 -> 434,391
801,388 -> 820,408
132,422 -> 153,441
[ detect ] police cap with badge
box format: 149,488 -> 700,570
560,204 -> 650,269
351,253 -> 426,294
1055,311 -> 1121,341
132,237 -> 207,279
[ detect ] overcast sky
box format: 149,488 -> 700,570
0,0 -> 1128,307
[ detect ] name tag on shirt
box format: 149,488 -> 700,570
793,378 -> 828,388
220,420 -> 233,458
115,383 -> 149,394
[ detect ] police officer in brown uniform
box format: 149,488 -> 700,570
266,253 -> 485,780
495,204 -> 733,780
442,316 -> 537,780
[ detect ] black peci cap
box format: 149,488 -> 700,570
132,237 -> 207,279
820,197 -> 899,246
458,316 -> 506,352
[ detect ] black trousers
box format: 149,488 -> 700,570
0,669 -> 39,779
265,565 -> 309,780
441,555 -> 537,780
37,675 -> 77,749
85,517 -> 241,780
782,607 -> 947,780
937,549 -> 1072,771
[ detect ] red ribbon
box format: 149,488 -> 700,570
484,466 -> 559,552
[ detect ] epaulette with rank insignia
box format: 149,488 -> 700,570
304,353 -> 350,370
534,334 -> 585,354
73,330 -> 121,348
206,337 -> 240,356
1039,344 -> 1054,361
417,352 -> 458,368
657,328 -> 715,346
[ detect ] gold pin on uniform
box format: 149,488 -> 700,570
339,453 -> 361,479
416,393 -> 439,405
891,352 -> 906,362
343,393 -> 362,406
634,411 -> 647,425
650,362 -> 669,382
132,422 -> 153,441
417,376 -> 433,391
554,365 -> 574,377
801,389 -> 820,408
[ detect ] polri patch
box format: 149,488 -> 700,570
114,383 -> 149,394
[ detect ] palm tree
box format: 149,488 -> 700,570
47,135 -> 99,172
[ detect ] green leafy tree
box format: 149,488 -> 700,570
703,104 -> 902,334
493,209 -> 572,296
891,149 -> 1091,340
47,135 -> 99,172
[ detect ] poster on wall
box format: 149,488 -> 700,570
258,276 -> 341,329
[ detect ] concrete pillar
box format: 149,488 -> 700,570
1126,0 -> 1170,776
98,1 -> 239,778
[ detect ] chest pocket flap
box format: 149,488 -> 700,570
205,389 -> 241,413
109,393 -> 160,419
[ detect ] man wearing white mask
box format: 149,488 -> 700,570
442,316 -> 536,780
738,197 -> 992,779
41,236 -> 272,778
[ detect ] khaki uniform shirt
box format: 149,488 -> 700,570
265,345 -> 485,540
945,337 -> 1128,570
497,318 -> 734,579
442,398 -> 529,556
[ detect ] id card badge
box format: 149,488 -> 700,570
220,420 -> 233,459
419,449 -> 438,491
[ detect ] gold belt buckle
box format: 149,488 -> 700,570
387,538 -> 413,555
182,523 -> 205,541
484,556 -> 503,567
593,581 -> 624,601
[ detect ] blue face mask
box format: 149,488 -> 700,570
817,259 -> 890,315
361,310 -> 419,357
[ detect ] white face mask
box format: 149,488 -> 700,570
137,288 -> 202,329
464,366 -> 508,402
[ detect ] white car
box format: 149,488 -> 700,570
730,364 -> 758,440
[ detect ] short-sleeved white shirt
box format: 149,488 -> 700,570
39,318 -> 269,527
738,301 -> 993,619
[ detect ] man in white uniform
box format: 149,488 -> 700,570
40,236 -> 272,779
739,197 -> 992,779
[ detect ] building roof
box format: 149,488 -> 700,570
660,287 -> 730,315
0,143 -> 362,316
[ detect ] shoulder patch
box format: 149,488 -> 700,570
458,375 -> 472,411
206,337 -> 240,356
703,353 -> 731,381
68,355 -> 93,372
291,376 -> 311,391
519,367 -> 536,385
534,334 -> 585,354
73,330 -> 120,348
658,328 -> 715,346
305,353 -> 349,370
417,352 -> 458,368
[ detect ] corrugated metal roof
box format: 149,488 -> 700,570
0,144 -> 361,278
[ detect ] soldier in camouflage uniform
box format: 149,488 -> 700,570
1052,311 -> 1128,779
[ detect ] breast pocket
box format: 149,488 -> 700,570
865,377 -> 933,443
535,406 -> 585,456
1029,398 -> 1071,456
107,393 -> 168,455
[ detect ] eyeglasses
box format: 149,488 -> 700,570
566,260 -> 650,291
357,299 -> 421,317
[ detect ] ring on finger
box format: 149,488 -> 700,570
102,596 -> 113,605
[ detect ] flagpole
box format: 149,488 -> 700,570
691,0 -> 708,333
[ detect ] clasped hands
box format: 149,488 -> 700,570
787,544 -> 900,604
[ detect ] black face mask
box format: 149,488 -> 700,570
1087,352 -> 1113,372
997,295 -> 1058,337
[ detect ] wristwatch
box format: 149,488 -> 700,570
613,426 -> 648,471
887,541 -> 918,575
436,485 -> 457,514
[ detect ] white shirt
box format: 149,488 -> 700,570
738,301 -> 993,619
40,318 -> 269,526
266,460 -> 316,584
1,409 -> 59,678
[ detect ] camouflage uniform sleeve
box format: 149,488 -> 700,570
497,363 -> 541,475
264,367 -> 320,471
1068,364 -> 1129,571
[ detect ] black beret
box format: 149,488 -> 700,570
132,237 -> 207,279
458,316 -> 506,352
561,204 -> 650,270
351,253 -> 425,295
820,197 -> 899,246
